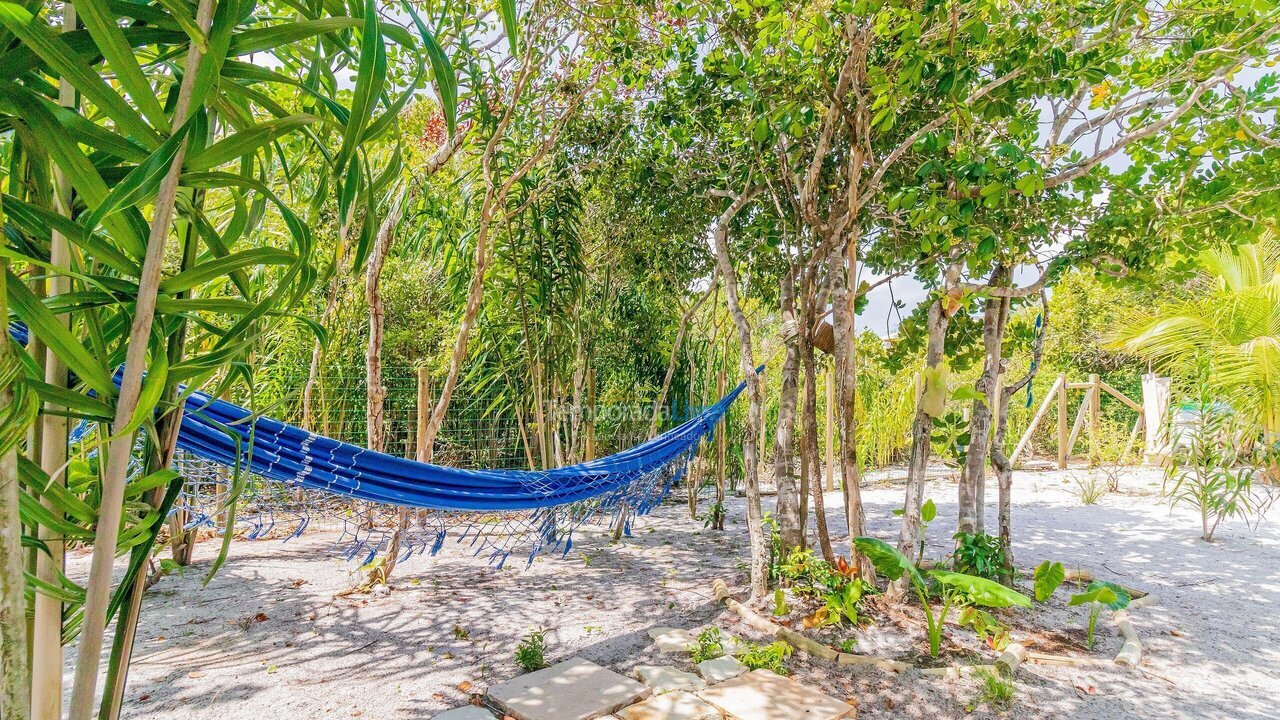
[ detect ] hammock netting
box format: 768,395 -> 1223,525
13,319 -> 747,568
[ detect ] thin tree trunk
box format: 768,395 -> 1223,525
366,187 -> 411,580
992,293 -> 1048,575
960,264 -> 1008,535
774,271 -> 803,551
829,236 -> 870,576
1,259 -> 30,720
897,263 -> 960,582
650,275 -> 718,438
32,8 -> 76,713
67,2 -> 214,715
800,281 -> 834,561
710,185 -> 768,598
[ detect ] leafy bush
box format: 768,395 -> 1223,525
951,532 -> 1006,580
739,641 -> 793,675
691,627 -> 723,663
1165,401 -> 1277,541
853,537 -> 1031,658
515,629 -> 548,672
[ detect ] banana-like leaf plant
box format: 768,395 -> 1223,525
853,537 -> 1030,657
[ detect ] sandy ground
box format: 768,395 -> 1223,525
63,466 -> 1280,720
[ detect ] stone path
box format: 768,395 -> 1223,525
432,626 -> 854,720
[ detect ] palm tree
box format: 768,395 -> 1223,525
1112,237 -> 1280,447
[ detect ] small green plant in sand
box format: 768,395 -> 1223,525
515,629 -> 548,672
773,588 -> 790,617
1068,581 -> 1130,648
738,641 -> 793,675
1032,560 -> 1065,602
967,668 -> 1015,712
951,531 -> 1007,580
1072,472 -> 1108,505
691,627 -> 724,663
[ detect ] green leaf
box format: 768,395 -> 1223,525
1068,586 -> 1117,607
498,0 -> 519,57
334,0 -> 387,175
82,116 -> 195,231
852,537 -> 923,589
402,1 -> 457,135
72,0 -> 171,130
1032,561 -> 1065,602
0,2 -> 159,144
950,385 -> 988,407
5,269 -> 116,398
1086,580 -> 1131,610
921,498 -> 936,523
185,115 -> 320,171
158,248 -> 296,294
930,571 -> 1031,608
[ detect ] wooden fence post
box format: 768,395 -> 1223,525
416,367 -> 431,464
1057,373 -> 1068,470
1088,373 -> 1101,467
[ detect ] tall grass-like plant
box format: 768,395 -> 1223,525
0,1 -> 431,717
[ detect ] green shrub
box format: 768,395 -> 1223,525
515,629 -> 548,672
691,627 -> 724,663
738,641 -> 793,675
951,532 -> 1006,580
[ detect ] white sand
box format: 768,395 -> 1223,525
63,466 -> 1280,719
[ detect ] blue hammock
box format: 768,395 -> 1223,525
10,323 -> 747,566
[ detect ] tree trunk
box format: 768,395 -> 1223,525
897,264 -> 959,579
774,271 -> 803,551
32,10 -> 76,712
67,3 -> 214,714
992,293 -> 1048,575
800,280 -> 834,561
960,264 -> 1008,535
710,186 -> 768,598
1,259 -> 30,720
829,237 -> 870,576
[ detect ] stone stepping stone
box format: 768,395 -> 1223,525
432,707 -> 498,720
487,658 -> 650,720
633,665 -> 705,693
614,691 -> 722,720
647,627 -> 697,653
697,669 -> 853,720
695,656 -> 747,684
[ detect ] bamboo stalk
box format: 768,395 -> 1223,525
31,7 -> 77,717
66,2 -> 216,717
1,262 -> 31,720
